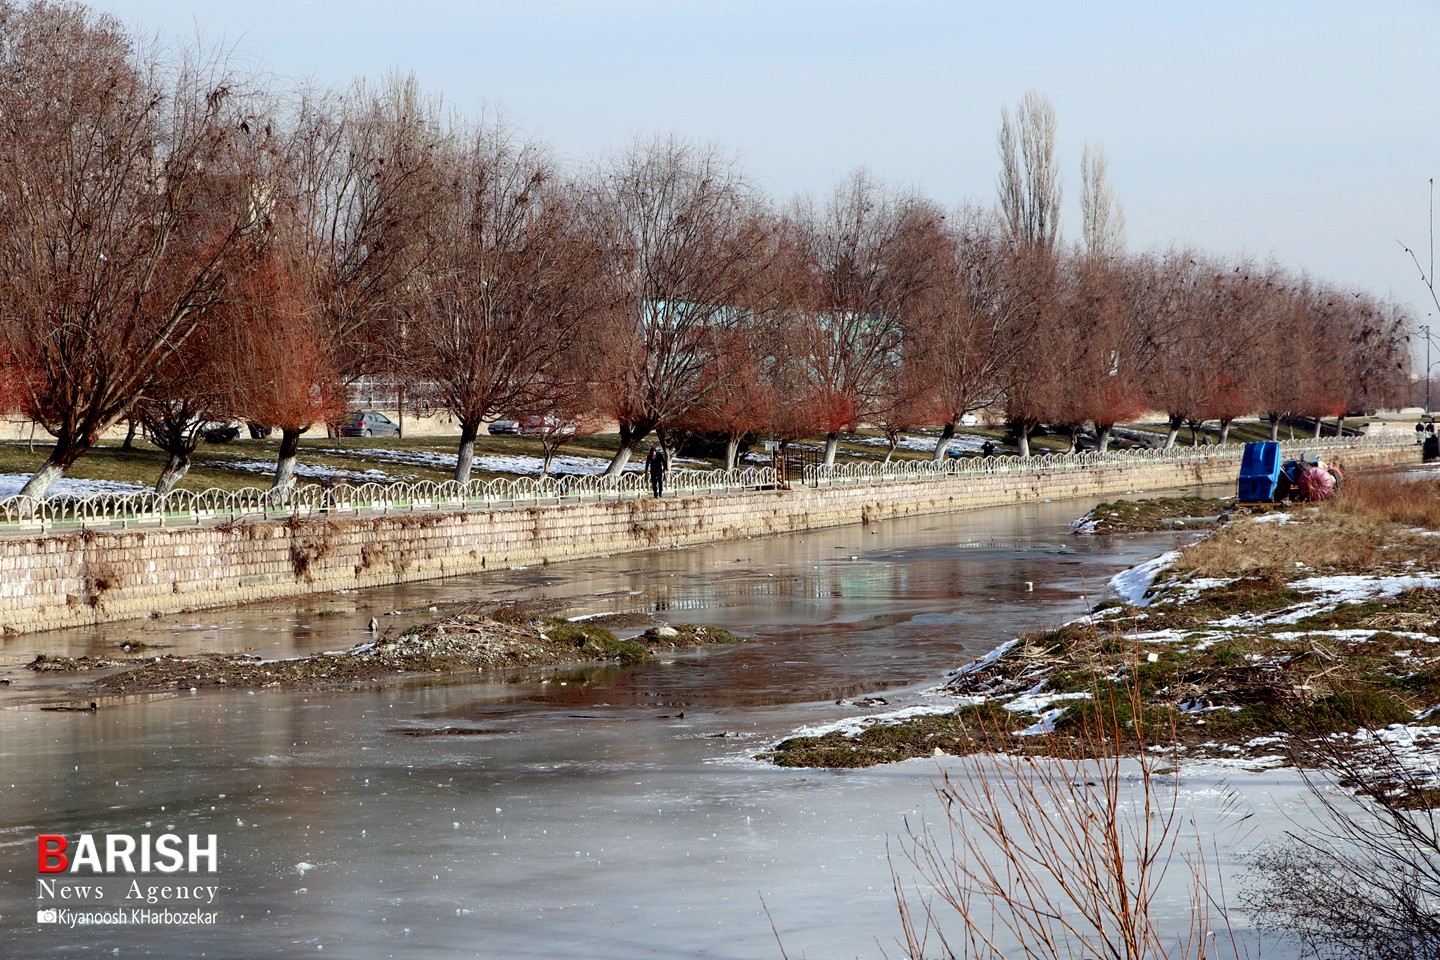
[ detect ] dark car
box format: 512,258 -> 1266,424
200,422 -> 241,444
339,410 -> 401,438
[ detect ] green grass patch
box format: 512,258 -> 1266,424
542,619 -> 647,664
1079,496 -> 1231,533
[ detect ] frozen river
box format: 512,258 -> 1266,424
0,493 -> 1309,958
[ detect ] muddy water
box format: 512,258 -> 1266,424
0,494 -> 1246,959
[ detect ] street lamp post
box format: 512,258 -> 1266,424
1424,325 -> 1439,417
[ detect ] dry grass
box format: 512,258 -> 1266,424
1174,473 -> 1440,580
1330,471 -> 1440,529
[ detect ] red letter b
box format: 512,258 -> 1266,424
37,835 -> 68,873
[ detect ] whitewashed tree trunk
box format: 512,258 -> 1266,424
17,460 -> 65,500
724,436 -> 739,472
1095,424 -> 1113,453
154,455 -> 190,494
932,423 -> 956,462
454,422 -> 480,484
271,428 -> 303,495
605,445 -> 635,476
822,433 -> 839,466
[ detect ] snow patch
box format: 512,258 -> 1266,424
0,473 -> 148,499
1108,551 -> 1181,607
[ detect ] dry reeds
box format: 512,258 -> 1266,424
1174,471 -> 1440,580
1329,470 -> 1440,530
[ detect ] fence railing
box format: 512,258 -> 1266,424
800,433 -> 1406,486
0,433 -> 1410,537
0,466 -> 781,536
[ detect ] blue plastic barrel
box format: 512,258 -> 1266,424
1237,441 -> 1282,502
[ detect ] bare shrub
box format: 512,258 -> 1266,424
890,683 -> 1236,959
1249,731 -> 1440,960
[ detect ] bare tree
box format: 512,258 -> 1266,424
1081,142 -> 1125,260
407,115 -> 608,484
268,72 -> 447,492
221,226 -> 346,485
997,89 -> 1063,253
0,1 -> 264,498
995,91 -> 1066,456
137,313 -> 239,493
583,135 -> 774,475
789,170 -> 946,465
901,209 -> 1023,460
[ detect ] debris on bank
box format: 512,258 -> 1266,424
77,612 -> 745,694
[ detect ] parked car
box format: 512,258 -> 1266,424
488,419 -> 520,435
200,421 -> 241,444
518,414 -> 577,436
339,410 -> 401,438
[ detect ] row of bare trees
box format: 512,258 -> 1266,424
0,3 -> 1413,498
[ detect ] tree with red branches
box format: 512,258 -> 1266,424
0,1 -> 265,498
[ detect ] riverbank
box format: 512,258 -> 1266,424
0,438 -> 1415,637
763,469 -> 1440,769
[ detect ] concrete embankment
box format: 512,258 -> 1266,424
0,443 -> 1416,636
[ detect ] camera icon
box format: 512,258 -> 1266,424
36,908 -> 58,923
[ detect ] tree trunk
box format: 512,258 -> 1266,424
932,422 -> 957,462
1219,418 -> 1233,445
1095,422 -> 1114,453
1335,414 -> 1346,437
154,453 -> 191,494
1313,418 -> 1324,439
16,457 -> 68,501
1268,415 -> 1280,442
724,435 -> 740,472
16,436 -> 87,500
822,432 -> 840,466
454,421 -> 480,484
540,444 -> 555,476
605,419 -> 655,477
271,428 -> 303,494
122,418 -> 139,451
1164,414 -> 1182,449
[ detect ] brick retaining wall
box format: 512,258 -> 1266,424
0,444 -> 1415,636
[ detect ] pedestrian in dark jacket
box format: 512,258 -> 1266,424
645,446 -> 668,497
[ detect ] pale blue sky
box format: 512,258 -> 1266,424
104,0 -> 1440,346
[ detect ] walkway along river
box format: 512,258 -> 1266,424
0,491 -> 1319,958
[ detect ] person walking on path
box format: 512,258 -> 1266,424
645,445 -> 669,498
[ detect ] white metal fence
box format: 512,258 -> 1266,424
802,434 -> 1396,486
0,467 -> 779,536
0,434 -> 1411,537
